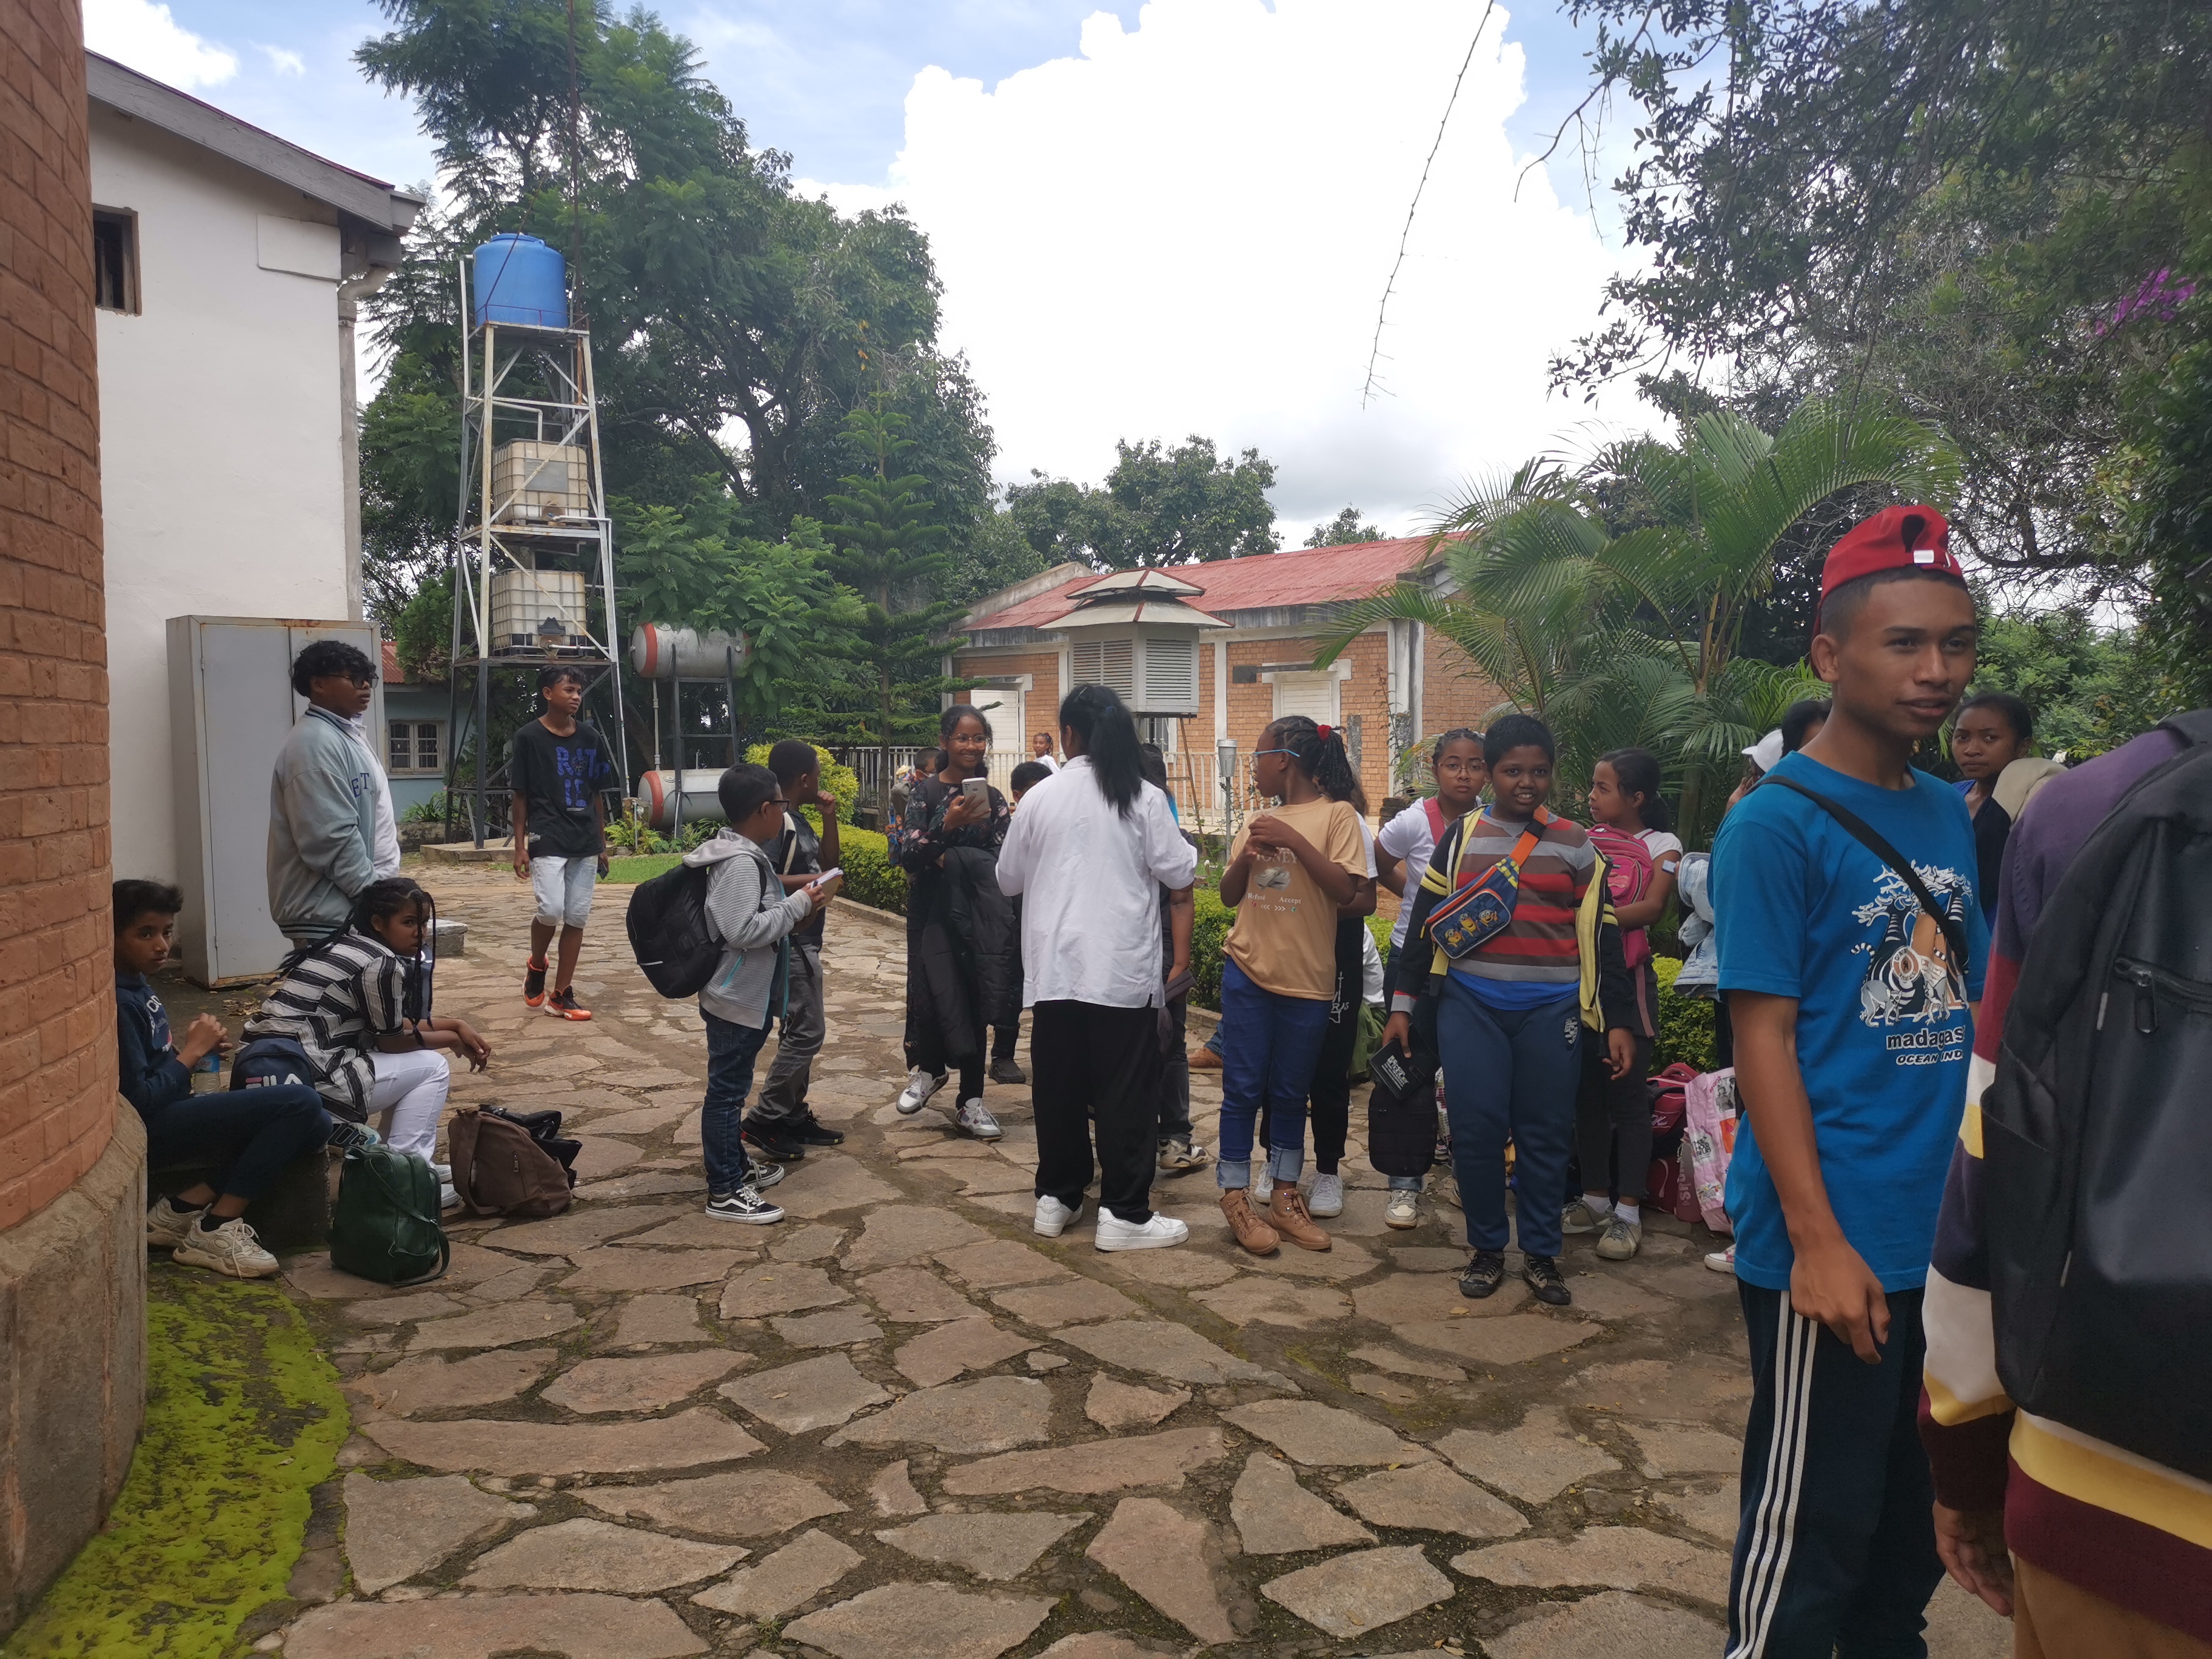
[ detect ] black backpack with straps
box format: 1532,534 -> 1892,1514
1982,710 -> 2212,1478
625,860 -> 722,998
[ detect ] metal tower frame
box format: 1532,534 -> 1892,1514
442,258 -> 631,847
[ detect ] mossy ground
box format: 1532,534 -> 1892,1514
5,1265 -> 347,1659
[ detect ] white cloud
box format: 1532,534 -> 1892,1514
801,0 -> 1649,536
257,44 -> 307,78
84,0 -> 238,90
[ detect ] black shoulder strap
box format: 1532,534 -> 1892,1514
2158,708 -> 2212,748
1758,774 -> 1971,976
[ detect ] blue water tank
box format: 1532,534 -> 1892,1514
472,234 -> 569,329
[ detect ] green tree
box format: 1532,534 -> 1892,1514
820,410 -> 968,814
1322,398 -> 1955,843
1304,507 -> 1384,548
1968,608 -> 2179,761
1005,436 -> 1280,569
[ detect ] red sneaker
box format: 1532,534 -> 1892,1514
544,986 -> 592,1021
523,956 -> 548,1008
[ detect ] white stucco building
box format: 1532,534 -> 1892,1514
87,53 -> 421,885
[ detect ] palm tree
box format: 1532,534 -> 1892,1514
1322,397 -> 1959,842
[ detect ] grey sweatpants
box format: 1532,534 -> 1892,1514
754,936 -> 824,1122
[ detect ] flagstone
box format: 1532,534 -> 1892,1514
1481,1590 -> 1723,1659
366,1407 -> 763,1475
774,1308 -> 885,1347
718,1263 -> 851,1318
1229,1453 -> 1375,1554
1451,1526 -> 1731,1604
991,1276 -> 1144,1329
1084,1375 -> 1190,1431
1653,1479 -> 1740,1543
464,1517 -> 743,1592
1563,1358 -> 1753,1425
342,1292 -> 468,1326
572,1170 -> 709,1201
869,1459 -> 930,1515
408,1300 -> 584,1352
577,1469 -> 846,1540
893,1318 -> 1038,1386
346,1349 -> 560,1415
1349,1344 -> 1465,1381
689,1529 -> 864,1618
1260,1546 -> 1455,1638
1192,1278 -> 1350,1329
828,1375 -> 1052,1453
781,1581 -> 1056,1659
719,1353 -> 890,1433
1221,1399 -> 1430,1467
341,1473 -> 537,1593
936,1238 -> 1077,1290
844,1207 -> 991,1269
614,1212 -> 769,1251
859,1267 -> 983,1323
463,1264 -> 555,1302
769,1222 -> 848,1261
1396,1313 -> 1598,1367
541,1350 -> 748,1414
1629,1421 -> 1744,1475
477,1205 -> 688,1256
1336,1462 -> 1529,1538
1238,1236 -> 1379,1282
610,1293 -> 709,1346
1433,1406 -> 1623,1504
282,1592 -> 708,1659
877,1510 -> 1086,1580
1060,1319 -> 1295,1387
1098,1249 -> 1240,1289
1353,1272 -> 1530,1324
568,1136 -> 642,1180
561,1247 -> 745,1295
574,1099 -> 695,1136
941,1426 -> 1228,1496
1085,1497 -> 1238,1644
772,1153 -> 902,1216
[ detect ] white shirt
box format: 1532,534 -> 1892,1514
348,716 -> 403,877
994,756 -> 1198,1009
1032,752 -> 1061,773
1376,799 -> 1445,949
1637,826 -> 1684,877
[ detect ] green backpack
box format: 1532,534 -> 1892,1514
330,1144 -> 450,1285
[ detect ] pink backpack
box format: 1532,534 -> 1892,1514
1587,823 -> 1655,968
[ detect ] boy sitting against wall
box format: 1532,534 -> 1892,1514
115,879 -> 341,1278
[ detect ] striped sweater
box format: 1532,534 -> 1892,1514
1919,726 -> 2210,1643
244,931 -> 422,1121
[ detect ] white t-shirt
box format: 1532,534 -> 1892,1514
1376,799 -> 1444,949
1638,827 -> 1684,877
1032,752 -> 1060,773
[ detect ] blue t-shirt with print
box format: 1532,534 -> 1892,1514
1713,752 -> 1989,1293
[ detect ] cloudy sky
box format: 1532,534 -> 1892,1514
87,0 -> 1652,538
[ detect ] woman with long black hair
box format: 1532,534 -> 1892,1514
894,705 -> 1016,1139
997,684 -> 1198,1249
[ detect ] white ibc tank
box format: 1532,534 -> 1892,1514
630,623 -> 752,681
640,768 -> 727,832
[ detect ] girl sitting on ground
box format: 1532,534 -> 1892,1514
247,876 -> 490,1209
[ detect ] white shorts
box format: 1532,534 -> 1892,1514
531,854 -> 597,928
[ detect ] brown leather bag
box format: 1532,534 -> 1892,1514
447,1106 -> 574,1219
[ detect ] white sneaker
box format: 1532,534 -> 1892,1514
954,1098 -> 1002,1140
146,1196 -> 197,1250
1096,1212 -> 1189,1253
1561,1197 -> 1612,1235
896,1067 -> 948,1115
1034,1195 -> 1079,1238
172,1216 -> 280,1279
1306,1172 -> 1344,1218
1705,1244 -> 1737,1275
440,1182 -> 461,1213
1384,1189 -> 1421,1229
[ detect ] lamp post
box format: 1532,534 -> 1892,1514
1215,736 -> 1239,849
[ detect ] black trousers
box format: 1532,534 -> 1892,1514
991,1017 -> 1019,1062
1575,1032 -> 1654,1204
1261,917 -> 1361,1174
1728,1284 -> 1943,1658
1155,992 -> 1191,1141
911,1019 -> 985,1104
1032,1000 -> 1161,1224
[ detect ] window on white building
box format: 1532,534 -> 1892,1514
387,720 -> 444,775
93,209 -> 138,313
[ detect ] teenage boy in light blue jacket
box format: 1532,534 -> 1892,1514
268,640 -> 399,947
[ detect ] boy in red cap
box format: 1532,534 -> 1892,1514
1713,505 -> 1989,1657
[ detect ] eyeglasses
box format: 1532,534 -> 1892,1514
767,797 -> 790,808
1248,748 -> 1295,762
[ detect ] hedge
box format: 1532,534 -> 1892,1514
606,824 -> 910,913
1652,953 -> 1718,1072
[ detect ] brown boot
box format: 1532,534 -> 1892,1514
1268,1185 -> 1332,1252
1220,1188 -> 1279,1255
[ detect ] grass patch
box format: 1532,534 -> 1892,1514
4,1266 -> 347,1658
605,854 -> 681,883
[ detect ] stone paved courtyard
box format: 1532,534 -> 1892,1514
258,865 -> 2009,1658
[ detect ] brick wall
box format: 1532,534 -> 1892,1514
1,0 -> 113,1232
1421,623 -> 1507,742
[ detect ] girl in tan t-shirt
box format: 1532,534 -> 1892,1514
1216,716 -> 1367,1255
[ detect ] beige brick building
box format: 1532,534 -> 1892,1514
950,538 -> 1509,836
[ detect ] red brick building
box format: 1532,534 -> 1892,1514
951,538 -> 1507,832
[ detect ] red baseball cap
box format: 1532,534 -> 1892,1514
1820,506 -> 1962,601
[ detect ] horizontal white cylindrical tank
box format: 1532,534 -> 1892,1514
639,768 -> 727,832
630,623 -> 752,681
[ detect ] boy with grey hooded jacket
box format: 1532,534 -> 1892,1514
269,640 -> 400,947
685,764 -> 840,1223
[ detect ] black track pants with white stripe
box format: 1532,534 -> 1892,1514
1726,1284 -> 1945,1659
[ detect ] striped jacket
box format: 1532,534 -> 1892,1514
244,932 -> 421,1120
1392,809 -> 1635,1033
1919,727 -> 2209,1643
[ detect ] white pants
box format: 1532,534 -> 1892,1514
371,1047 -> 452,1162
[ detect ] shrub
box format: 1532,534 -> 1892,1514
1653,954 -> 1718,1072
834,825 -> 909,915
745,742 -> 860,829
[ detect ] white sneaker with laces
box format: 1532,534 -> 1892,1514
1157,1137 -> 1210,1174
896,1067 -> 948,1115
1306,1171 -> 1345,1218
440,1182 -> 460,1213
1384,1189 -> 1421,1229
1561,1196 -> 1612,1234
145,1196 -> 197,1250
172,1216 -> 280,1279
954,1097 -> 1002,1140
1096,1212 -> 1189,1252
1034,1195 -> 1079,1237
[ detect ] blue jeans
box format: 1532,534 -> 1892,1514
139,1083 -> 331,1202
1215,959 -> 1332,1190
1435,976 -> 1581,1257
702,1011 -> 771,1195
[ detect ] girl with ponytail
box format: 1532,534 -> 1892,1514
1212,716 -> 1369,1255
247,876 -> 491,1207
996,684 -> 1199,1251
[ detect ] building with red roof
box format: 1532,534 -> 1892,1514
950,537 -> 1506,827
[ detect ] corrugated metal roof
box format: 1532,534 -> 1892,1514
964,535 -> 1441,633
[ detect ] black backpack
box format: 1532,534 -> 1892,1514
626,860 -> 720,997
1983,710 -> 2212,1478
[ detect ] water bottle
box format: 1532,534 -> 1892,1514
190,1051 -> 226,1093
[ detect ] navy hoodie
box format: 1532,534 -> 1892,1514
116,972 -> 191,1117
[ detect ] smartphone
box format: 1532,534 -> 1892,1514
961,776 -> 988,803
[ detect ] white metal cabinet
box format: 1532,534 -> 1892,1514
167,616 -> 384,985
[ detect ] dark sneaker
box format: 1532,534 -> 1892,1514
705,1187 -> 784,1225
543,986 -> 592,1021
326,1119 -> 381,1154
1459,1249 -> 1507,1299
744,1159 -> 787,1191
1523,1253 -> 1572,1306
788,1111 -> 843,1147
523,956 -> 548,1007
743,1121 -> 807,1162
989,1057 -> 1027,1085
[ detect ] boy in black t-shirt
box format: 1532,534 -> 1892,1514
511,667 -> 620,1019
745,740 -> 848,1162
